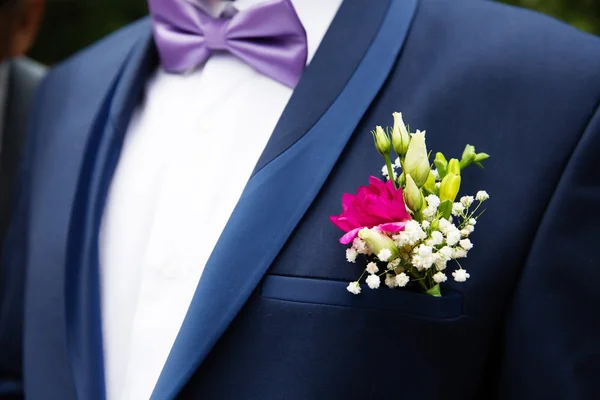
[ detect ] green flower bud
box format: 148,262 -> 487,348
404,173 -> 424,213
423,170 -> 436,194
475,152 -> 490,162
447,158 -> 461,176
397,171 -> 406,187
358,228 -> 399,261
372,126 -> 391,156
391,112 -> 411,157
403,130 -> 430,187
434,152 -> 448,179
460,145 -> 477,169
439,172 -> 461,203
474,152 -> 490,168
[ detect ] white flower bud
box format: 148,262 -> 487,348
373,126 -> 391,156
358,228 -> 399,262
403,130 -> 430,187
391,112 -> 411,156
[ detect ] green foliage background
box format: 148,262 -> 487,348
30,0 -> 600,65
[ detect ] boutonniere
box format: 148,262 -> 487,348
330,112 -> 490,297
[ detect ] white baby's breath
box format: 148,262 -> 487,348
382,165 -> 398,180
366,262 -> 379,274
411,245 -> 434,270
476,191 -> 489,201
468,218 -> 477,226
422,206 -> 437,220
452,247 -> 467,259
425,194 -> 441,209
433,271 -> 448,283
459,239 -> 473,250
394,220 -> 426,246
387,258 -> 400,270
460,228 -> 471,237
446,230 -> 461,247
395,272 -> 410,287
352,237 -> 371,255
378,249 -> 393,262
452,202 -> 465,216
421,220 -> 430,230
347,281 -> 362,295
346,248 -> 358,263
429,230 -> 444,246
366,274 -> 381,289
439,246 -> 453,259
434,246 -> 452,270
385,273 -> 397,288
452,269 -> 470,282
438,218 -> 452,235
460,196 -> 474,208
431,169 -> 440,180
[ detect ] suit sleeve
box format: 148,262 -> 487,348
497,103 -> 600,399
0,78 -> 42,400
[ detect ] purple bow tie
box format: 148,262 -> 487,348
149,0 -> 308,88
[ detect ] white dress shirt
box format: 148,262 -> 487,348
99,1 -> 342,399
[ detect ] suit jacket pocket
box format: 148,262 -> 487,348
261,274 -> 464,320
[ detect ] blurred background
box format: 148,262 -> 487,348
30,0 -> 600,65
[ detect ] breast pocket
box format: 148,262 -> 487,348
261,274 -> 464,320
194,273 -> 474,399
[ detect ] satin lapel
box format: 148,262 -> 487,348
254,0 -> 391,173
152,1 -> 418,398
65,23 -> 156,400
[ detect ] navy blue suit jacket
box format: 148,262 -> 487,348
2,0 -> 600,399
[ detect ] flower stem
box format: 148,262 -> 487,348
417,278 -> 428,291
383,154 -> 398,190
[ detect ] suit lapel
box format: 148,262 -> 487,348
64,23 -> 156,400
253,0 -> 394,173
152,0 -> 418,398
0,59 -> 45,246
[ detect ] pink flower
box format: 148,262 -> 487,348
330,176 -> 411,244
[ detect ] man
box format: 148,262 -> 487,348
0,0 -> 44,397
3,0 -> 600,398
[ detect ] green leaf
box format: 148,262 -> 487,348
425,284 -> 442,297
438,199 -> 453,220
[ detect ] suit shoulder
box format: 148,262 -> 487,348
415,0 -> 600,75
406,0 -> 600,108
40,17 -> 151,94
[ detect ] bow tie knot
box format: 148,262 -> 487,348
149,0 -> 308,88
203,18 -> 230,51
